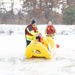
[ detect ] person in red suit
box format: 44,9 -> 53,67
25,20 -> 40,46
45,21 -> 60,48
45,21 -> 56,39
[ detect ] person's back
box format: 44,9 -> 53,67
25,24 -> 33,36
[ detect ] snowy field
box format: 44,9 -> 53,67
0,24 -> 75,75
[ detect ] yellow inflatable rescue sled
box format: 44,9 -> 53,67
25,36 -> 58,59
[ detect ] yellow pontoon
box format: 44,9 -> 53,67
25,36 -> 59,59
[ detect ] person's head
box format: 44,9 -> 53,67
36,34 -> 42,42
48,21 -> 52,25
31,20 -> 36,27
36,36 -> 40,42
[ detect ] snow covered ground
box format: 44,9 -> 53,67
0,24 -> 75,75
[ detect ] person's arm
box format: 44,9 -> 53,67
35,27 -> 41,34
27,26 -> 40,36
37,29 -> 41,34
53,26 -> 56,34
27,27 -> 35,35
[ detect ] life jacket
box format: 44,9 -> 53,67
25,24 -> 38,36
25,24 -> 33,36
46,25 -> 55,35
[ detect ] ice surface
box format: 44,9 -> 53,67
0,24 -> 75,75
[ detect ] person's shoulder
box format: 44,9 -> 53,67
47,25 -> 54,28
47,25 -> 52,27
27,24 -> 31,26
26,24 -> 31,27
25,24 -> 30,29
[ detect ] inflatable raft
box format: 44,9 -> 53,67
25,36 -> 59,59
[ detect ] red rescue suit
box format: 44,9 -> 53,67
46,25 -> 56,36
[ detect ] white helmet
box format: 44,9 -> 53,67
48,21 -> 52,25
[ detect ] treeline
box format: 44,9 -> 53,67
0,0 -> 75,25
